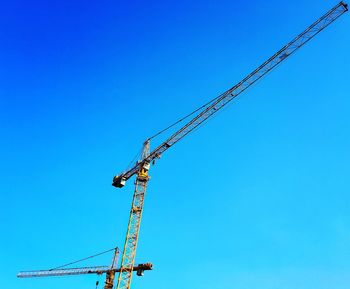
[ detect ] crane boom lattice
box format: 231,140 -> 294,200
17,264 -> 153,278
113,1 -> 348,187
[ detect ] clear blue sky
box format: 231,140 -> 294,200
1,1 -> 350,289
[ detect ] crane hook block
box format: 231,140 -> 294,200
112,175 -> 126,188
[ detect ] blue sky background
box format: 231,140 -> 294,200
1,1 -> 350,289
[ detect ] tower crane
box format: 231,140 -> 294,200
113,3 -> 347,289
17,2 -> 347,289
17,247 -> 153,289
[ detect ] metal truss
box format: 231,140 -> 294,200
113,1 -> 348,186
17,263 -> 152,278
116,142 -> 150,289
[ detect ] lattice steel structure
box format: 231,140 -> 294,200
116,141 -> 150,289
113,2 -> 348,186
17,263 -> 152,278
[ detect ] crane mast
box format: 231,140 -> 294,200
113,3 -> 348,289
116,141 -> 150,289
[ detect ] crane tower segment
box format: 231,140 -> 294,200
116,141 -> 151,289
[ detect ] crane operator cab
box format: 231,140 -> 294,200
137,161 -> 150,182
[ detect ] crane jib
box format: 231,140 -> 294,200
17,263 -> 153,278
112,1 -> 348,188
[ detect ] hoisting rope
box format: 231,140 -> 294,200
126,146 -> 143,170
122,96 -> 218,171
148,93 -> 222,141
122,91 -> 224,173
49,247 -> 117,270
